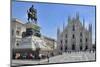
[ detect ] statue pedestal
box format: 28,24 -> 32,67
25,22 -> 41,37
25,22 -> 39,29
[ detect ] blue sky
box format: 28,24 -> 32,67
12,1 -> 96,44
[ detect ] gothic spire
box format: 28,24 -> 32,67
57,26 -> 60,36
88,24 -> 92,33
83,18 -> 85,27
76,12 -> 79,20
68,15 -> 71,22
63,22 -> 65,31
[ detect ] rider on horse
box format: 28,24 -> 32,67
27,5 -> 37,23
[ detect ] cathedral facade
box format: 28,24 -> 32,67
57,13 -> 92,52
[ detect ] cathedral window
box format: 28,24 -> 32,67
65,45 -> 67,51
72,44 -> 75,50
72,34 -> 75,39
60,40 -> 63,51
80,43 -> 82,50
86,38 -> 88,42
16,43 -> 19,46
80,45 -> 82,50
80,39 -> 82,42
85,45 -> 88,50
66,34 -> 67,38
60,46 -> 62,51
61,40 -> 62,44
80,32 -> 82,37
65,40 -> 67,43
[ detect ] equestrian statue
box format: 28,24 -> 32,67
27,5 -> 37,24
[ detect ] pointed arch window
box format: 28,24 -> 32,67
80,45 -> 82,50
65,45 -> 67,51
65,40 -> 67,43
60,40 -> 62,44
72,44 -> 75,50
16,42 -> 19,46
72,34 -> 75,39
80,32 -> 82,37
86,38 -> 88,42
80,39 -> 82,42
66,34 -> 67,38
85,45 -> 88,50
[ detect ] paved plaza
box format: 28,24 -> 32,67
12,51 -> 96,66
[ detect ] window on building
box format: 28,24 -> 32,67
72,34 -> 75,39
65,40 -> 67,43
80,43 -> 82,50
66,34 -> 67,38
72,44 -> 75,50
61,40 -> 62,44
22,32 -> 26,38
16,30 -> 20,35
60,46 -> 62,51
85,45 -> 88,50
16,43 -> 19,46
80,39 -> 82,42
65,45 -> 67,51
72,25 -> 75,31
86,38 -> 88,42
80,45 -> 82,50
80,32 -> 82,37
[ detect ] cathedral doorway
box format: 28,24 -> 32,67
85,45 -> 88,50
60,46 -> 62,51
65,45 -> 67,51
